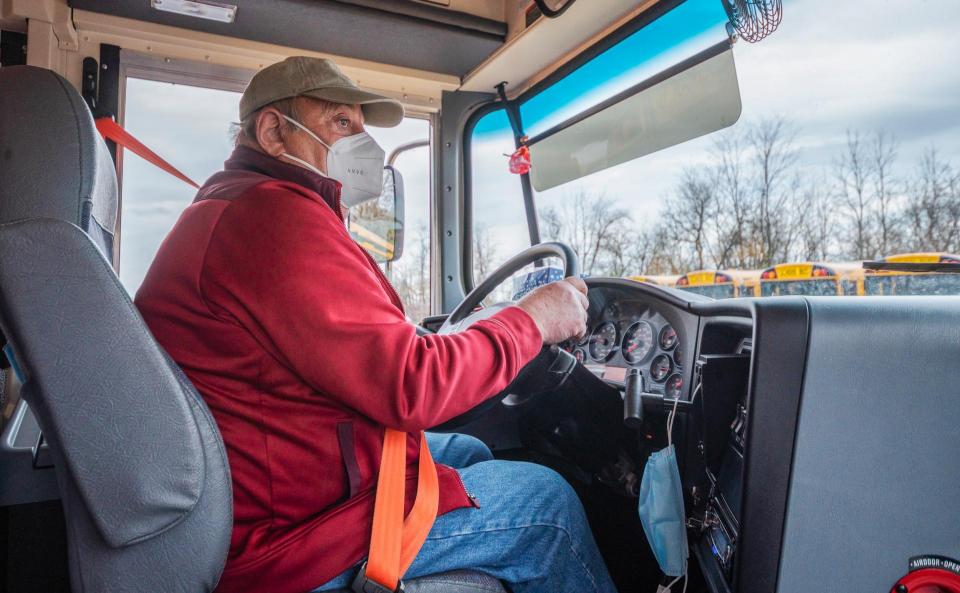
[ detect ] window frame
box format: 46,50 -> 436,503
115,50 -> 256,271
115,50 -> 437,311
460,0 -> 690,292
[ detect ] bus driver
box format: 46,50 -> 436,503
135,56 -> 618,593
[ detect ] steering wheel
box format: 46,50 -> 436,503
432,242 -> 582,430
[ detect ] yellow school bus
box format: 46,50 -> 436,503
839,266 -> 866,296
758,262 -> 857,296
862,252 -> 960,296
628,274 -> 680,287
675,269 -> 760,299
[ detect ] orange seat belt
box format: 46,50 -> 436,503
354,429 -> 439,593
94,117 -> 199,189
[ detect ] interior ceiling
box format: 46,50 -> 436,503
67,0 -> 508,77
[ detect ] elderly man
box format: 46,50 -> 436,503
135,57 -> 617,593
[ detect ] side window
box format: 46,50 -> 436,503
366,118 -> 432,322
118,76 -> 432,316
119,78 -> 238,294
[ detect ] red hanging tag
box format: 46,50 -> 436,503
508,145 -> 531,175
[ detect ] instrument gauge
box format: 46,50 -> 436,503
674,343 -> 684,367
665,374 -> 684,399
658,324 -> 678,350
650,354 -> 673,382
573,348 -> 586,364
622,321 -> 655,364
588,322 -> 618,362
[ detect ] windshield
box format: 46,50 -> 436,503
470,0 -> 960,298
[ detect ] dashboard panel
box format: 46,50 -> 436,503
566,281 -> 701,401
566,280 -> 960,593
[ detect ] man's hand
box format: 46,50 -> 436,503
516,277 -> 590,345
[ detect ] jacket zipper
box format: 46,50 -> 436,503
451,469 -> 480,508
358,247 -> 405,313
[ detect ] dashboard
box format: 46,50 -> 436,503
551,278 -> 960,593
563,282 -> 700,401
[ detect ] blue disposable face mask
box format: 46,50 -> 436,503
638,397 -> 688,579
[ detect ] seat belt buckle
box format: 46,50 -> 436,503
351,562 -> 405,593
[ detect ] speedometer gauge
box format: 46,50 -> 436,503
650,354 -> 673,382
589,322 -> 618,362
665,374 -> 684,399
658,324 -> 678,350
622,321 -> 654,364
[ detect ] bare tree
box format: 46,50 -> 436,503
748,117 -> 799,266
798,178 -> 833,261
835,131 -> 875,259
541,191 -> 631,275
605,229 -> 659,277
905,148 -> 960,252
386,224 -> 430,323
472,224 -> 498,282
463,118 -> 960,288
712,130 -> 752,268
871,131 -> 901,255
664,167 -> 715,270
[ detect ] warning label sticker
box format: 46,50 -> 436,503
909,556 -> 960,576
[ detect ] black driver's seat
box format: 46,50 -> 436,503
0,66 -> 505,593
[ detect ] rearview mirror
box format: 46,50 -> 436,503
528,42 -> 742,191
349,165 -> 405,263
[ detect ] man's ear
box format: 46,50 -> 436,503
255,108 -> 287,157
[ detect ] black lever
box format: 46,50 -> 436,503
624,368 -> 644,429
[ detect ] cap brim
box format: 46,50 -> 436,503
302,86 -> 405,127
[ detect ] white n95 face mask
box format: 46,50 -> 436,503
281,115 -> 386,208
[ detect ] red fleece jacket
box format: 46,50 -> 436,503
134,147 -> 543,593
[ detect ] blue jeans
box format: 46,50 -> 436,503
316,432 -> 618,593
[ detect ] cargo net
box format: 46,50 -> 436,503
721,0 -> 782,43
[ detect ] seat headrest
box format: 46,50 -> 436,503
0,66 -> 118,258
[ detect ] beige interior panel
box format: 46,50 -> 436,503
56,7 -> 461,112
434,0 -> 506,22
463,0 -> 660,96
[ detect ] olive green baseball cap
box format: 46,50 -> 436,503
239,56 -> 404,127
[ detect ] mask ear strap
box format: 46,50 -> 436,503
663,573 -> 688,593
282,114 -> 332,150
280,152 -> 328,178
666,393 -> 680,447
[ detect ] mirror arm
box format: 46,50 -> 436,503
533,0 -> 577,19
387,139 -> 430,167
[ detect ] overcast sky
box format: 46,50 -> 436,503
118,0 -> 960,293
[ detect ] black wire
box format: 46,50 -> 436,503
533,0 -> 577,19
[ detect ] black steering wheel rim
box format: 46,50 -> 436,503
440,241 -> 581,333
430,242 -> 581,430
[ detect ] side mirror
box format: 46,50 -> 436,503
349,165 -> 405,263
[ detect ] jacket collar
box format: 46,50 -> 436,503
221,145 -> 343,219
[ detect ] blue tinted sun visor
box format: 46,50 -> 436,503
519,0 -> 731,139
